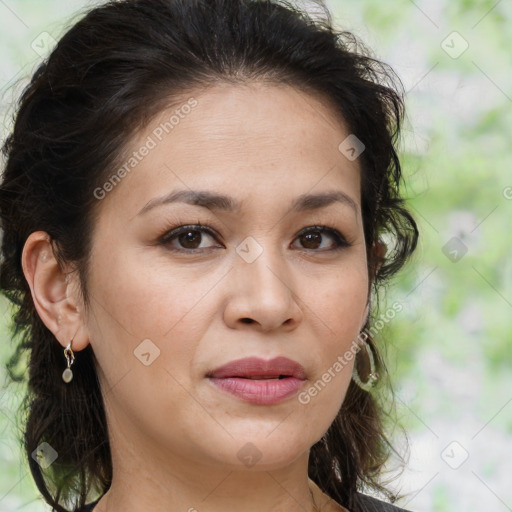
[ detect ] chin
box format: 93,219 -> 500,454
202,431 -> 313,470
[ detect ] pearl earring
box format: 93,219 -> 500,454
62,340 -> 75,383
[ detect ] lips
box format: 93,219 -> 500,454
207,356 -> 307,380
207,356 -> 307,405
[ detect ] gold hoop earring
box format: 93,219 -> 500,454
62,340 -> 75,383
352,337 -> 379,392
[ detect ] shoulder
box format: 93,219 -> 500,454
309,479 -> 412,512
354,492 -> 413,512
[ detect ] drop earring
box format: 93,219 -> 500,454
62,340 -> 75,383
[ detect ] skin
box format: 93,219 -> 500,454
22,82 -> 383,512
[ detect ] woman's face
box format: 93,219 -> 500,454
83,82 -> 370,473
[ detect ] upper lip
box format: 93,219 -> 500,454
207,356 -> 307,380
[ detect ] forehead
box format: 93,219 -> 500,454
99,82 -> 362,218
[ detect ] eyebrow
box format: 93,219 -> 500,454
136,189 -> 359,216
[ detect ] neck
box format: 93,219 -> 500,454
92,426 -> 320,512
94,472 -> 319,512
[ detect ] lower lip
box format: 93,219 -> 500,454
208,376 -> 305,405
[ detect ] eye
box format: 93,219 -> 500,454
159,224 -> 222,252
158,223 -> 351,253
292,226 -> 351,251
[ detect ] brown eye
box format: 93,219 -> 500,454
299,231 -> 323,249
293,226 -> 351,251
160,225 -> 221,252
177,230 -> 203,249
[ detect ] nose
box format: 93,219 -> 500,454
223,243 -> 303,333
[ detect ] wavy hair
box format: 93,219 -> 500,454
0,1 -> 418,510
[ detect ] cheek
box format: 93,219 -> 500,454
86,246 -> 227,392
88,246 -> 210,339
297,260 -> 368,417
327,280 -> 368,370
85,250 -> 211,427
308,259 -> 369,336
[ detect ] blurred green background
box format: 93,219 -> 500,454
1,1 -> 511,511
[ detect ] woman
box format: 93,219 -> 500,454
0,0 -> 418,511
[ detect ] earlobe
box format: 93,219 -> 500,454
21,231 -> 89,351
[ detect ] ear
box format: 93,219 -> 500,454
371,239 -> 387,279
362,240 -> 387,329
21,231 -> 90,351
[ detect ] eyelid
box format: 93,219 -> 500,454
296,225 -> 352,246
158,222 -> 220,244
293,225 -> 354,252
158,222 -> 353,252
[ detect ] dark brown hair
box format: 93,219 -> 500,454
0,0 -> 418,511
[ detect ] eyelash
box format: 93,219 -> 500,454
158,221 -> 353,254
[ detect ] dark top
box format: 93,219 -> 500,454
78,492 -> 411,511
355,493 -> 412,511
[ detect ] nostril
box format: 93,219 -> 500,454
241,318 -> 254,324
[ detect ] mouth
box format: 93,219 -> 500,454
206,357 -> 307,405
